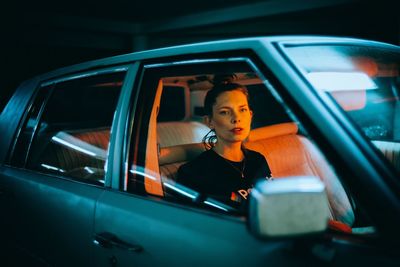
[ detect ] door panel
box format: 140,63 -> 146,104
2,167 -> 102,266
0,167 -> 17,265
94,190 -> 314,267
0,67 -> 129,265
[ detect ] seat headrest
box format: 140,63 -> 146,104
157,121 -> 210,148
330,90 -> 366,111
247,122 -> 298,142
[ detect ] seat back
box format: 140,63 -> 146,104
35,128 -> 110,183
245,123 -> 355,226
159,143 -> 205,181
156,121 -> 355,226
157,121 -> 210,148
157,121 -> 209,181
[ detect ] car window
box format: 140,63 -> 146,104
126,59 -> 358,230
285,45 -> 400,174
10,71 -> 126,185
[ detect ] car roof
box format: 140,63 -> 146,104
40,35 -> 399,83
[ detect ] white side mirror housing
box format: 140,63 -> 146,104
249,176 -> 330,237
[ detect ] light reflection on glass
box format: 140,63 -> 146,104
40,163 -> 65,173
203,200 -> 229,212
307,72 -> 377,91
51,132 -> 107,160
52,136 -> 97,157
129,166 -> 234,213
163,182 -> 198,199
84,166 -> 95,174
129,169 -> 157,181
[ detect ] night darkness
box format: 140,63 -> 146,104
1,0 -> 398,112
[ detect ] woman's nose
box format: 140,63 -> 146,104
231,112 -> 241,123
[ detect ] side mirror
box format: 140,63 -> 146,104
248,176 -> 330,238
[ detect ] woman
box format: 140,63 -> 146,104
176,77 -> 271,209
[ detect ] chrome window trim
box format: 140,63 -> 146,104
144,57 -> 253,69
41,66 -> 129,87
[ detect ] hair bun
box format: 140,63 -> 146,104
212,74 -> 237,85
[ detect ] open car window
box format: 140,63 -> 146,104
127,59 -> 360,234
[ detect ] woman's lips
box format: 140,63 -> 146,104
230,127 -> 244,134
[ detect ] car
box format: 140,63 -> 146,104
0,36 -> 399,267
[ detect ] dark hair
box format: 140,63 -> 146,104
202,75 -> 250,149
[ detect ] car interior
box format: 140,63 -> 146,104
138,72 -> 356,228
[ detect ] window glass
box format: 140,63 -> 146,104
127,60 -> 357,231
22,71 -> 126,185
285,45 -> 400,174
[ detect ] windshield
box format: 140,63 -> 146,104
284,43 -> 400,173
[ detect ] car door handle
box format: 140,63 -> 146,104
93,232 -> 143,253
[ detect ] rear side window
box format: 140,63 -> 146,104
10,71 -> 126,185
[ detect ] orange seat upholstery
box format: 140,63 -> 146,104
157,121 -> 208,181
159,143 -> 205,181
41,129 -> 110,170
157,121 -> 209,148
35,128 -> 110,182
156,121 -> 354,226
245,123 -> 355,226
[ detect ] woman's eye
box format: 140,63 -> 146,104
219,110 -> 228,115
240,108 -> 248,112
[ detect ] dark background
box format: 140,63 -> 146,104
1,0 -> 398,112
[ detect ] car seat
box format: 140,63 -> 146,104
157,122 -> 355,226
245,122 -> 355,226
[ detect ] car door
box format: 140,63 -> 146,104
95,41 -> 400,266
0,67 -> 128,266
92,55 -> 357,267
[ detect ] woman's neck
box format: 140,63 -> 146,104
213,141 -> 244,162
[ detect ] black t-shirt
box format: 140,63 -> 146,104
176,149 -> 271,209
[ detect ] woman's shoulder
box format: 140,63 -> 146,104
179,149 -> 216,171
176,150 -> 217,185
244,149 -> 266,160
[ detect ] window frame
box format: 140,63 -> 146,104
7,65 -> 131,187
123,53 -> 300,216
8,85 -> 53,167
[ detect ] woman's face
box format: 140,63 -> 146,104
207,90 -> 252,145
